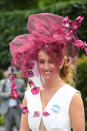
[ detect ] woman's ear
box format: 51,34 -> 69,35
59,59 -> 64,70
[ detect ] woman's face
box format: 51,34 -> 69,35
38,49 -> 58,80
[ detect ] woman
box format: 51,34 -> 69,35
9,13 -> 86,131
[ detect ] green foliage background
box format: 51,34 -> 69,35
0,0 -> 87,128
77,55 -> 87,120
0,0 -> 87,69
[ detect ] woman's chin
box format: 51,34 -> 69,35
43,75 -> 52,81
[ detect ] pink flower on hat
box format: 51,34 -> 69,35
74,40 -> 84,47
63,16 -> 70,28
25,63 -> 30,70
74,40 -> 87,49
10,89 -> 19,99
16,52 -> 22,59
76,16 -> 84,23
24,70 -> 34,77
70,16 -> 84,32
74,40 -> 87,54
31,87 -> 40,95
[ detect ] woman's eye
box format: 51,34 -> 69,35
38,60 -> 54,64
48,60 -> 54,64
39,60 -> 45,64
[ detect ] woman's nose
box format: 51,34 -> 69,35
44,62 -> 49,70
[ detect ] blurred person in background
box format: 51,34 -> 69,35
17,70 -> 28,86
0,66 -> 26,131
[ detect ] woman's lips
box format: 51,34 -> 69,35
44,71 -> 52,75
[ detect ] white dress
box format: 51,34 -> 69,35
25,84 -> 80,131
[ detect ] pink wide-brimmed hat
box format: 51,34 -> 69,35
9,13 -> 87,77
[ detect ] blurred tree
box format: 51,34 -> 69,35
38,0 -> 82,8
0,0 -> 38,11
76,55 -> 87,120
0,0 -> 87,69
0,69 -> 4,80
0,0 -> 82,11
38,0 -> 59,7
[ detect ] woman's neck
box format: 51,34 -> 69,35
43,74 -> 65,90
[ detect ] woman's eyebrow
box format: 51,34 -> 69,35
38,59 -> 45,60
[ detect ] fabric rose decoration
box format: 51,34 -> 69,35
33,111 -> 40,117
9,74 -> 16,82
10,83 -> 17,90
43,111 -> 50,116
19,104 -> 29,114
10,89 -> 19,99
31,87 -> 40,95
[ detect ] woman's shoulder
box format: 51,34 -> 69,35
64,84 -> 80,93
25,88 -> 32,99
63,84 -> 81,103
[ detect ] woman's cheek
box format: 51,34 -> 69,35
38,64 -> 43,74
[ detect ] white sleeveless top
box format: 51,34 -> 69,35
25,84 -> 80,131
